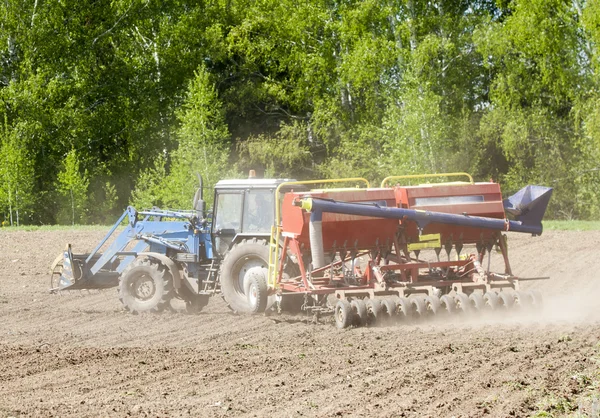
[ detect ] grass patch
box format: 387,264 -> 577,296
0,224 -> 111,232
543,220 -> 600,231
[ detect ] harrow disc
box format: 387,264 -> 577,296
454,293 -> 471,314
514,291 -> 532,309
439,295 -> 456,315
394,297 -> 412,322
468,293 -> 485,311
528,290 -> 544,309
408,296 -> 426,320
365,299 -> 382,325
380,299 -> 397,324
424,295 -> 441,316
497,291 -> 514,309
351,299 -> 368,326
483,292 -> 500,310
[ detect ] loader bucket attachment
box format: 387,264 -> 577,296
503,185 -> 553,230
49,245 -> 80,292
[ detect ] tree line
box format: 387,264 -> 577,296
0,0 -> 598,225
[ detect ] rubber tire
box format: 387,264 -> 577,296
119,258 -> 173,314
483,292 -> 499,310
335,299 -> 353,329
455,293 -> 471,314
424,295 -> 441,315
244,267 -> 269,314
220,238 -> 270,313
469,293 -> 485,310
365,299 -> 382,325
395,297 -> 412,322
498,291 -> 514,309
409,296 -> 426,319
351,299 -> 368,326
440,295 -> 456,315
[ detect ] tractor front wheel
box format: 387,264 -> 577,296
118,258 -> 174,314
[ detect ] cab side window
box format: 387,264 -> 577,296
242,190 -> 274,233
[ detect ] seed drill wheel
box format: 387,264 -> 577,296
244,267 -> 269,314
118,258 -> 174,314
334,299 -> 353,329
220,238 -> 270,314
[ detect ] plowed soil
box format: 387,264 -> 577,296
1,229 -> 600,417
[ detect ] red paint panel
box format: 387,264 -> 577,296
281,188 -> 397,251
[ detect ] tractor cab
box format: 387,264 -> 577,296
211,178 -> 296,257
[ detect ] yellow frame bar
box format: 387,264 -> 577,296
267,177 -> 370,289
380,172 -> 474,188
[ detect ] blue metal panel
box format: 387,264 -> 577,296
116,240 -> 149,273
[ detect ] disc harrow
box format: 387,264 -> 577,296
333,289 -> 543,328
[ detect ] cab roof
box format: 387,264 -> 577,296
214,178 -> 297,190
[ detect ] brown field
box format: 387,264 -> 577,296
1,228 -> 600,417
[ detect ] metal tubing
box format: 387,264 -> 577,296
309,211 -> 326,269
380,172 -> 474,188
298,198 -> 543,235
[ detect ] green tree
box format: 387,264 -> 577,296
131,65 -> 236,209
0,125 -> 34,226
56,149 -> 89,225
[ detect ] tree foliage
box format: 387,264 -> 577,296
0,0 -> 597,223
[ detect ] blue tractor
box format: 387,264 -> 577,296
50,175 -> 295,314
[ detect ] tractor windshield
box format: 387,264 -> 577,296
214,193 -> 243,233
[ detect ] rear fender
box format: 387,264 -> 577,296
138,252 -> 182,289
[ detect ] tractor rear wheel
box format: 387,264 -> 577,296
220,238 -> 270,314
118,258 -> 173,314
